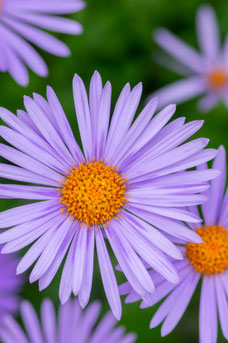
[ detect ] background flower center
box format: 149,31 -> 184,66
186,225 -> 228,275
208,69 -> 228,89
59,160 -> 128,227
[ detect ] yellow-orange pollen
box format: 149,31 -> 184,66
186,225 -> 228,275
208,69 -> 228,89
59,159 -> 128,227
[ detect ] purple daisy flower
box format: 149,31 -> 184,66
0,298 -> 137,343
0,71 -> 219,319
0,0 -> 85,86
120,146 -> 228,342
0,248 -> 22,332
151,5 -> 228,112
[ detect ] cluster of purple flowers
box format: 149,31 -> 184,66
0,2 -> 227,343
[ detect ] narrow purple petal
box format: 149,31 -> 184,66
0,200 -> 60,229
105,83 -> 142,163
95,227 -> 122,320
0,24 -> 47,77
105,222 -> 155,296
0,35 -> 29,86
0,210 -> 58,244
78,302 -> 101,343
0,184 -> 58,200
154,28 -> 205,73
215,275 -> 228,339
73,74 -> 93,160
121,104 -> 176,168
161,271 -> 199,336
11,12 -> 83,35
95,81 -> 112,159
203,145 -> 226,225
16,224 -> 57,275
0,143 -> 63,182
196,5 -> 220,61
112,97 -> 158,166
89,71 -> 103,157
73,227 -> 88,295
23,96 -> 75,167
152,77 -> 206,109
39,226 -> 75,291
46,86 -> 84,162
59,233 -> 78,304
126,137 -> 210,179
120,216 -> 179,284
199,277 -> 218,343
122,212 -> 183,260
0,126 -> 66,173
0,163 -> 60,187
41,299 -> 57,343
1,316 -> 29,343
2,212 -> 63,256
78,229 -> 95,308
105,83 -> 131,158
90,312 -> 116,343
20,301 -> 43,343
129,205 -> 202,243
2,16 -> 70,56
29,217 -> 73,282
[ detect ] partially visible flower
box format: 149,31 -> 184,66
120,146 -> 228,343
151,5 -> 228,112
0,71 -> 219,319
0,0 -> 85,86
0,248 -> 22,332
0,298 -> 137,343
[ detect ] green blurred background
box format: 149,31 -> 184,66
1,0 -> 228,342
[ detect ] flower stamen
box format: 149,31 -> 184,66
208,69 -> 228,90
59,159 -> 128,227
186,225 -> 228,275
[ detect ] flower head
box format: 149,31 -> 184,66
152,5 -> 228,112
0,249 -> 22,332
186,224 -> 228,275
0,298 -> 136,343
0,71 -> 219,319
0,0 -> 85,86
59,159 -> 128,227
120,146 -> 228,342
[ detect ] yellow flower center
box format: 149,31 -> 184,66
186,225 -> 228,275
208,69 -> 228,89
59,159 -> 128,227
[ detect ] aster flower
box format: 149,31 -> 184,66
120,145 -> 228,342
0,71 -> 219,319
151,5 -> 228,112
0,0 -> 85,86
0,248 -> 22,332
0,298 -> 137,343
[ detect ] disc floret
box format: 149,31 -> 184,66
186,225 -> 228,275
60,159 -> 128,227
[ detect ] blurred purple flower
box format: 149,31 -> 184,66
0,248 -> 22,332
0,0 -> 85,86
0,71 -> 219,319
120,146 -> 228,342
0,298 -> 137,343
151,5 -> 228,112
